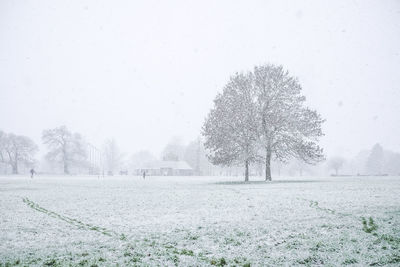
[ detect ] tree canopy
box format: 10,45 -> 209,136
42,126 -> 87,174
0,131 -> 38,174
203,64 -> 325,181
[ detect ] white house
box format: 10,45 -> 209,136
137,160 -> 194,176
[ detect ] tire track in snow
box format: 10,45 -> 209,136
306,199 -> 336,214
299,198 -> 372,223
22,197 -> 127,240
298,198 -> 352,217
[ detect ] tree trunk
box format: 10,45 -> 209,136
265,149 -> 272,181
64,161 -> 69,174
62,145 -> 69,174
12,163 -> 18,174
244,160 -> 249,182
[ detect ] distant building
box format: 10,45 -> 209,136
136,160 -> 194,176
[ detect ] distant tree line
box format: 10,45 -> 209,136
202,64 -> 325,181
1,125 -> 216,176
326,143 -> 400,176
0,126 -> 91,175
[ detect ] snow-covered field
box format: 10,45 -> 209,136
1,175 -> 399,266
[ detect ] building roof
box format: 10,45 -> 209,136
142,160 -> 193,170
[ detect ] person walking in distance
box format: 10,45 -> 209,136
30,168 -> 35,179
142,170 -> 146,180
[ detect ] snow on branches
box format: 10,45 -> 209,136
202,64 -> 325,181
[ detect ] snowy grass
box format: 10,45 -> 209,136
1,175 -> 400,266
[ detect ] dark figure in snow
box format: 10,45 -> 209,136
142,171 -> 146,180
30,168 -> 35,178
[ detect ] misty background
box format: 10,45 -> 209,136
1,0 -> 399,174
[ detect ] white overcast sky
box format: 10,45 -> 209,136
0,0 -> 399,158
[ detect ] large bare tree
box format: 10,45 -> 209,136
0,131 -> 6,165
327,156 -> 346,175
162,136 -> 186,161
203,72 -> 259,181
203,64 -> 325,181
184,137 -> 215,176
0,131 -> 38,174
42,126 -> 87,174
103,138 -> 124,174
253,64 -> 325,180
365,143 -> 384,175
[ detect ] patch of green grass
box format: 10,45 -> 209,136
285,240 -> 301,249
343,258 -> 358,265
180,249 -> 194,256
371,233 -> 400,250
211,257 -> 227,266
0,261 -> 14,267
171,248 -> 194,256
297,255 -> 324,265
43,259 -> 58,266
380,234 -> 400,244
362,217 -> 378,233
370,254 -> 400,266
224,237 -> 237,245
0,259 -> 22,266
78,259 -> 88,266
235,230 -> 250,238
130,257 -> 141,263
233,257 -> 250,266
388,254 -> 400,264
28,257 -> 41,264
187,235 -> 199,240
124,251 -> 132,257
197,252 -> 209,262
310,241 -> 325,252
129,252 -> 144,263
168,254 -> 179,264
